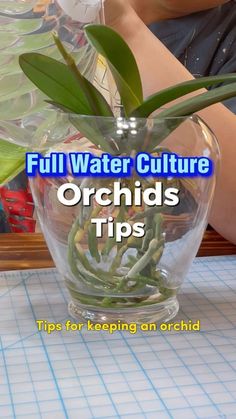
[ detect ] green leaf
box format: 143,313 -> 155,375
85,24 -> 143,116
143,81 -> 236,154
157,82 -> 236,119
19,53 -> 94,115
0,140 -> 27,185
79,79 -> 113,116
70,116 -> 116,154
132,74 -> 236,117
52,33 -> 113,117
46,101 -> 115,153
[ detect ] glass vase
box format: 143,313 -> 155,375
30,113 -> 220,324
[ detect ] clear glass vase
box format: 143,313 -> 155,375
30,113 -> 220,324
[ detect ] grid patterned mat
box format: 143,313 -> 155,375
0,256 -> 236,419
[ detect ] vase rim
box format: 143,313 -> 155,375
50,109 -> 202,122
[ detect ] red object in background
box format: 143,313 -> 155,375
0,185 -> 36,233
0,134 -> 83,234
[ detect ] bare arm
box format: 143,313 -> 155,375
127,0 -> 231,24
105,1 -> 236,244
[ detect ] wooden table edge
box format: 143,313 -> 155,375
0,231 -> 235,271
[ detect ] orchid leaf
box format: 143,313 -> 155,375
19,53 -> 94,115
157,82 -> 236,119
52,33 -> 113,117
132,73 -> 236,117
70,116 -> 116,154
20,49 -> 113,117
143,82 -> 236,153
85,24 -> 143,116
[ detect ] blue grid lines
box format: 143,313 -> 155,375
0,256 -> 235,418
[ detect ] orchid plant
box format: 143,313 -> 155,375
12,24 -> 236,308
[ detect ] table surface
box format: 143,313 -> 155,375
0,256 -> 236,419
0,231 -> 236,272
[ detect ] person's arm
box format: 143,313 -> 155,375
128,0 -> 231,24
105,1 -> 236,244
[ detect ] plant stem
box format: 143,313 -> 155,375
88,224 -> 101,263
110,244 -> 128,274
126,238 -> 162,279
